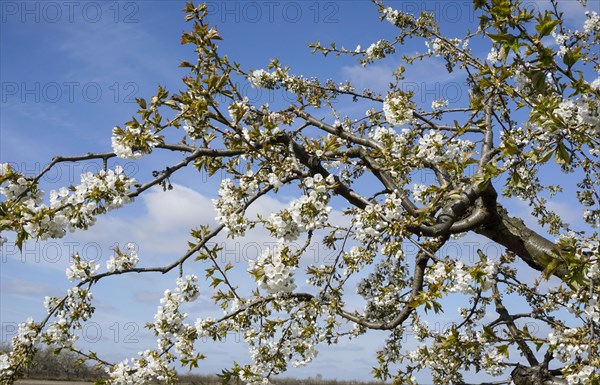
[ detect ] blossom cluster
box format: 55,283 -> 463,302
54,287 -> 94,326
0,318 -> 40,378
0,167 -> 134,251
583,11 -> 600,34
548,328 -> 589,362
213,178 -> 249,236
249,243 -> 297,295
565,365 -> 598,385
382,191 -> 407,221
486,46 -> 503,64
480,344 -> 505,376
3,165 -> 136,243
228,97 -> 252,123
14,318 -> 39,349
267,174 -> 332,241
552,31 -> 570,58
553,97 -> 600,134
107,243 -> 140,272
431,98 -> 449,111
412,184 -> 428,204
383,93 -> 414,127
111,126 -> 161,159
415,130 -> 475,164
0,354 -> 10,377
356,256 -> 411,324
399,319 -> 512,384
0,170 -> 42,203
153,275 -> 199,350
42,286 -> 95,349
58,165 -> 135,212
358,39 -> 395,65
44,318 -> 75,347
425,258 -> 497,294
107,350 -> 173,385
368,126 -> 412,161
248,69 -> 279,89
512,65 -> 531,94
66,254 -> 100,282
352,203 -> 386,243
425,37 -> 469,58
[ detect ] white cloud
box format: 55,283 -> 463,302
72,184 -> 217,258
1,278 -> 56,297
341,57 -> 463,95
56,21 -> 176,83
141,184 -> 217,233
341,61 -> 398,93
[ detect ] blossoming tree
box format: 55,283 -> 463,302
1,0 -> 599,384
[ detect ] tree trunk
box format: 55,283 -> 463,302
511,365 -> 567,385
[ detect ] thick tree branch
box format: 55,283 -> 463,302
476,204 -> 567,279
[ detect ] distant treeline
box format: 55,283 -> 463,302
0,343 -> 105,381
179,374 -> 388,385
2,344 -> 386,385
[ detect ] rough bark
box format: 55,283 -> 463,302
475,204 -> 567,279
511,365 -> 567,385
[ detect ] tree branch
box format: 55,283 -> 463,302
476,204 -> 566,279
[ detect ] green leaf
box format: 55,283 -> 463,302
554,142 -> 571,165
535,12 -> 559,37
491,0 -> 511,18
503,140 -> 519,155
563,46 -> 582,68
529,70 -> 546,93
16,230 -> 27,251
543,259 -> 560,279
488,33 -> 517,45
497,344 -> 509,357
539,149 -> 554,163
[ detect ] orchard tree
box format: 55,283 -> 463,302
1,1 -> 599,385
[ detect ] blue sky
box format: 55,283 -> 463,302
1,0 -> 599,382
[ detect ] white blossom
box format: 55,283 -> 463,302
513,67 -> 531,94
0,163 -> 8,177
425,38 -> 444,56
107,243 -> 140,272
66,254 -> 100,282
249,243 -> 296,294
412,184 -> 427,204
248,69 -> 277,89
112,134 -> 140,159
45,318 -> 77,347
14,318 -> 38,347
481,345 -> 505,375
0,353 -> 13,376
107,350 -> 169,385
583,11 -> 600,34
566,365 -> 597,385
228,97 -> 251,121
383,6 -> 400,25
383,94 -> 413,126
364,40 -> 392,62
213,178 -> 248,236
431,98 -> 449,111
